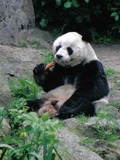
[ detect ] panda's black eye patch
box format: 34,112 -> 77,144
67,47 -> 73,55
56,45 -> 61,52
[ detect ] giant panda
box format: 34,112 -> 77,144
27,32 -> 110,119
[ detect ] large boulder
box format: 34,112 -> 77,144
0,29 -> 54,108
0,44 -> 42,107
0,0 -> 35,45
59,127 -> 104,160
61,117 -> 120,160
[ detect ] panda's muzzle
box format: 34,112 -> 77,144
56,54 -> 63,59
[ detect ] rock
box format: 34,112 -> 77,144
0,118 -> 11,142
63,118 -> 99,139
0,0 -> 35,45
0,44 -> 42,107
0,69 -> 11,107
62,117 -> 120,160
26,28 -> 54,49
58,128 -> 103,160
96,104 -> 120,119
116,119 -> 120,126
92,140 -> 120,160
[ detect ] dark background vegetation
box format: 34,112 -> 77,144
32,0 -> 120,43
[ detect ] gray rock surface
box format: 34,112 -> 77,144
0,0 -> 35,45
0,118 -> 11,142
58,128 -> 104,160
60,117 -> 120,160
0,29 -> 54,108
0,44 -> 42,107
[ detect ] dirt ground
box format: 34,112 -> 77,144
94,44 -> 120,72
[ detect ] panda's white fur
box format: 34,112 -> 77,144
53,32 -> 98,67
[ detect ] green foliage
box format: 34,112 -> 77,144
78,109 -> 120,144
63,0 -> 80,8
95,108 -> 120,142
19,41 -> 28,48
0,78 -> 62,159
1,110 -> 62,159
19,40 -> 43,49
109,100 -> 120,109
77,115 -> 89,123
105,68 -> 118,77
9,78 -> 41,100
43,52 -> 54,64
80,137 -> 95,144
26,40 -> 42,49
111,12 -> 119,21
110,6 -> 120,34
32,0 -> 120,41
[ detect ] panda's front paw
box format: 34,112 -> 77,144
33,63 -> 46,75
33,63 -> 47,86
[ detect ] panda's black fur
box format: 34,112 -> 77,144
27,32 -> 110,119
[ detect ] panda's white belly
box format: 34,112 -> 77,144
46,84 -> 76,100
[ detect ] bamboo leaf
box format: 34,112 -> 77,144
64,1 -> 72,8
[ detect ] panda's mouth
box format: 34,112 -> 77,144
55,58 -> 74,67
55,58 -> 63,64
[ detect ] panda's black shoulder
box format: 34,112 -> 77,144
53,60 -> 104,74
83,60 -> 105,75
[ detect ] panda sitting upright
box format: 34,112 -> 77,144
27,32 -> 110,119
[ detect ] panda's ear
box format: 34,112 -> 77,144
60,23 -> 93,42
81,30 -> 93,43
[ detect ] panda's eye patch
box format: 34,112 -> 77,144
67,47 -> 73,55
56,45 -> 61,52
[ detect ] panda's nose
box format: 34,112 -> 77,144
56,55 -> 63,59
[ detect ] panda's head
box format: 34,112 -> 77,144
53,32 -> 98,67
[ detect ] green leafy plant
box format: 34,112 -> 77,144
105,68 -> 117,77
43,52 -> 54,64
19,39 -> 43,49
80,137 -> 95,144
111,11 -> 119,22
95,108 -> 120,142
26,40 -> 42,49
19,41 -> 28,48
0,77 -> 63,159
32,0 -> 120,42
111,7 -> 120,33
9,78 -> 41,100
63,0 -> 80,8
0,111 -> 62,159
77,115 -> 89,123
